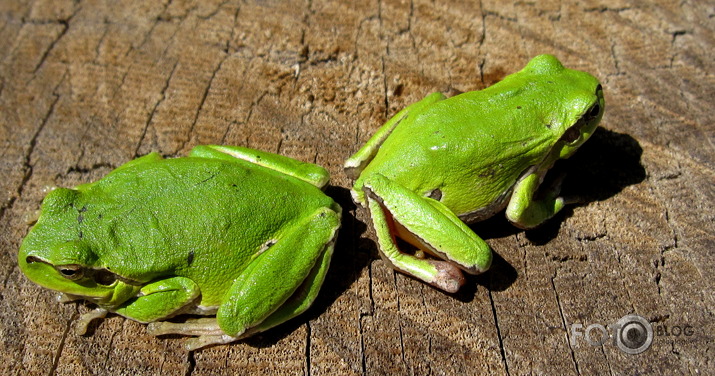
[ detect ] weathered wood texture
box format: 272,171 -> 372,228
1,0 -> 713,375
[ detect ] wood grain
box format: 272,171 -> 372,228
1,0 -> 712,375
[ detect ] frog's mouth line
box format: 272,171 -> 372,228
22,255 -> 142,300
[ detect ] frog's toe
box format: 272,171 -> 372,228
75,308 -> 108,335
146,317 -> 223,337
184,334 -> 239,351
146,318 -> 247,350
427,260 -> 465,293
561,195 -> 584,205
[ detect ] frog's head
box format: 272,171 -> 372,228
18,188 -> 137,305
523,54 -> 605,159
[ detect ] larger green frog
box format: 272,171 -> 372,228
345,55 -> 604,292
18,145 -> 342,350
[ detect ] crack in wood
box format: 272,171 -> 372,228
48,315 -> 75,376
358,262 -> 374,375
551,275 -> 581,376
30,15 -> 73,75
184,350 -> 195,376
134,60 -> 179,157
488,289 -> 511,376
392,273 -> 407,372
1,74 -> 64,221
304,321 -> 312,376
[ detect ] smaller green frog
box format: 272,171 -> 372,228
345,55 -> 604,292
19,145 -> 342,350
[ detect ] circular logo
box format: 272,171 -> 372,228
615,314 -> 653,354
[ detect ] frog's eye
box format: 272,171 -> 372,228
584,85 -> 603,120
56,264 -> 84,280
585,102 -> 601,120
92,269 -> 117,286
562,100 -> 602,144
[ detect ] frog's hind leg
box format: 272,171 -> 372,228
189,145 -> 330,188
239,230 -> 337,338
362,173 -> 492,293
344,92 -> 446,179
148,205 -> 340,350
147,207 -> 339,350
216,205 -> 339,339
167,221 -> 339,350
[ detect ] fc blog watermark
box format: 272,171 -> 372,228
570,314 -> 694,355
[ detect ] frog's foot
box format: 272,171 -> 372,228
75,308 -> 109,335
23,208 -> 42,225
541,170 -> 583,205
362,174 -> 492,293
58,292 -> 83,303
147,318 -> 238,351
507,171 -> 567,229
561,195 -> 584,205
147,317 -> 220,336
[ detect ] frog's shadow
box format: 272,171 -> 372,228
480,127 -> 645,245
457,127 -> 644,293
244,127 -> 645,346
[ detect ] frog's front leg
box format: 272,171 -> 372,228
113,277 -> 200,322
76,277 -> 200,338
148,206 -> 340,350
506,170 -> 565,229
344,92 -> 446,178
362,173 -> 492,293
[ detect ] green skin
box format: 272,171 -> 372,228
345,55 -> 604,293
18,145 -> 341,350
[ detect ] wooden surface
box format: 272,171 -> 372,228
1,0 -> 713,375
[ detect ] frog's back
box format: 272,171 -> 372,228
74,157 -> 332,299
364,55 -> 600,210
363,84 -> 556,214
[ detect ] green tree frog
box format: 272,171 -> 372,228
345,55 -> 604,293
18,145 -> 342,350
